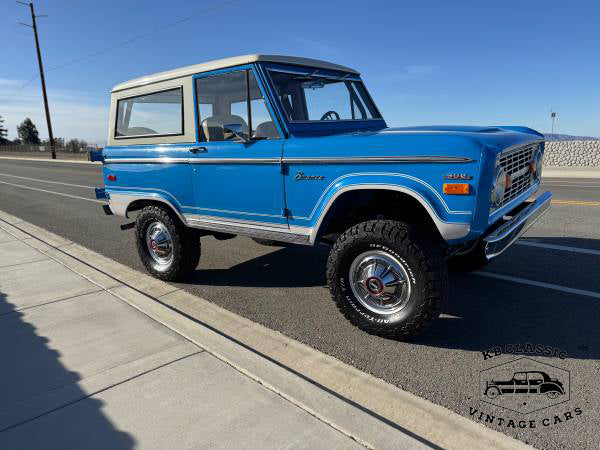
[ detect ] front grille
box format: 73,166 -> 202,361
496,143 -> 538,207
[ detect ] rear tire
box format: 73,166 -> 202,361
326,220 -> 448,339
447,239 -> 489,272
135,205 -> 200,281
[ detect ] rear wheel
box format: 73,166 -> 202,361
447,239 -> 490,272
485,386 -> 501,399
135,205 -> 200,281
327,220 -> 448,339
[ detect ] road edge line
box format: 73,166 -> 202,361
0,156 -> 99,164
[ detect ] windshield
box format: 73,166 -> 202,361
268,70 -> 380,122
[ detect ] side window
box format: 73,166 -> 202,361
247,73 -> 279,139
514,373 -> 526,381
196,70 -> 279,142
115,88 -> 182,137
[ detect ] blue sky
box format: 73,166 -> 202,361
1,0 -> 599,143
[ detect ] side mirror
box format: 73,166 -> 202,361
224,123 -> 248,143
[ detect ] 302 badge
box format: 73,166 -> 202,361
469,343 -> 583,429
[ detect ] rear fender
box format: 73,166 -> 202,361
107,190 -> 187,224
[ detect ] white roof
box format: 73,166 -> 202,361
112,54 -> 359,92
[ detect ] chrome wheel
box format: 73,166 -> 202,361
145,221 -> 173,267
349,250 -> 411,315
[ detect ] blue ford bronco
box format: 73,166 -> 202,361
94,54 -> 552,338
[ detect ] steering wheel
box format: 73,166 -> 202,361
320,110 -> 341,121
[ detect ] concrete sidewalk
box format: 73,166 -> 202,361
0,225 -> 372,448
0,212 -> 530,449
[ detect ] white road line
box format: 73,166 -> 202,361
516,240 -> 600,256
474,271 -> 600,299
0,180 -> 105,204
0,172 -> 94,189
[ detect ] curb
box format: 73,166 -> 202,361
0,210 -> 531,450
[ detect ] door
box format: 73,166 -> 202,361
188,67 -> 286,229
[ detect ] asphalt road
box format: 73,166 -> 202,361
1,157 -> 599,449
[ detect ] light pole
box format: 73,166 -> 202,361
550,110 -> 556,139
18,1 -> 56,159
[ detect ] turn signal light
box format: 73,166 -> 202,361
443,183 -> 470,195
107,174 -> 117,181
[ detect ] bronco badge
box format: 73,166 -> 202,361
295,171 -> 325,181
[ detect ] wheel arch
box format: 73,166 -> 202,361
109,192 -> 187,225
310,184 -> 470,244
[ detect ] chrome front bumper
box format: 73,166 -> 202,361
484,191 -> 552,259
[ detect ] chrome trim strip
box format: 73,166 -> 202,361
185,215 -> 311,245
104,155 -> 473,165
283,156 -> 474,164
484,191 -> 552,259
184,214 -> 290,230
190,158 -> 281,164
105,157 -> 191,164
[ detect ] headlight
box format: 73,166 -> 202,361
491,165 -> 507,207
531,147 -> 543,181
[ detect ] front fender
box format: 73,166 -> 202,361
309,173 -> 474,243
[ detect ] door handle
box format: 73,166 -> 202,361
189,147 -> 207,154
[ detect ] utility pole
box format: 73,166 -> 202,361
18,1 -> 56,159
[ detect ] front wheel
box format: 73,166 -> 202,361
327,220 -> 448,339
135,205 -> 201,281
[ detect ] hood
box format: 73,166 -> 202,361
377,125 -> 544,154
292,124 -> 543,162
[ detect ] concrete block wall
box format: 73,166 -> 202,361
544,141 -> 600,167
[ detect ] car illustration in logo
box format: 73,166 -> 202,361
484,371 -> 565,400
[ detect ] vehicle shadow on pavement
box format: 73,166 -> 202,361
0,290 -> 135,448
190,237 -> 600,360
190,243 -> 330,288
413,236 -> 600,360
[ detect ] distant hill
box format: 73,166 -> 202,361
544,133 -> 600,141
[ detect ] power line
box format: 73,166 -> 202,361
0,0 -> 238,105
0,75 -> 39,103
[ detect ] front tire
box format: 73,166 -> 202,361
327,220 -> 448,339
135,205 -> 201,281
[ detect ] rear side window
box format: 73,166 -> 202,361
115,87 -> 183,138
